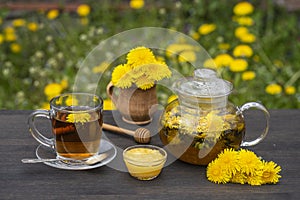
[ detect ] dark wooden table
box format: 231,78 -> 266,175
0,110 -> 299,200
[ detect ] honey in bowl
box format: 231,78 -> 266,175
123,145 -> 167,180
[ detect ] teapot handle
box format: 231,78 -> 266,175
106,81 -> 118,106
239,102 -> 270,147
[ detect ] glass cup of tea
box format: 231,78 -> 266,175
28,93 -> 103,161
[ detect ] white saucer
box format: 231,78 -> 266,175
35,139 -> 117,170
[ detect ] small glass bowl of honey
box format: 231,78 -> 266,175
123,145 -> 167,180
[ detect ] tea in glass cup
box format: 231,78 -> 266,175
28,93 -> 103,160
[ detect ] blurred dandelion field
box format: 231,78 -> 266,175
0,0 -> 300,110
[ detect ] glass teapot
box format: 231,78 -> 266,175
159,69 -> 270,165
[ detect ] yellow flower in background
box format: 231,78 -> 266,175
233,1 -> 254,16
60,79 -> 68,89
92,62 -> 110,73
229,59 -> 248,72
178,50 -> 197,62
218,43 -> 230,50
27,22 -> 38,32
0,34 -> 4,44
41,102 -> 50,110
234,26 -> 249,38
204,58 -> 217,69
127,46 -> 156,67
265,84 -> 282,95
239,33 -> 256,43
129,0 -> 145,9
214,54 -> 233,68
12,19 -> 26,27
234,16 -> 254,26
242,71 -> 256,81
77,4 -> 91,17
65,96 -> 78,106
10,43 -> 21,53
44,83 -> 63,100
285,86 -> 296,95
166,43 -> 198,57
190,31 -> 200,40
233,44 -> 253,57
4,27 -> 17,41
47,9 -> 59,20
198,23 -> 216,35
103,99 -> 116,110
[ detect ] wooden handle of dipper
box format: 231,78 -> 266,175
102,123 -> 151,144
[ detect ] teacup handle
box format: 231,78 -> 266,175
239,102 -> 270,147
106,81 -> 118,106
28,110 -> 55,149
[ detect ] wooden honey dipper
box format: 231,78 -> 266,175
102,123 -> 151,144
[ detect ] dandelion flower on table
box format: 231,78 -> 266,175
216,148 -> 240,175
231,171 -> 247,184
206,160 -> 231,184
261,161 -> 281,184
238,149 -> 262,175
246,172 -> 263,186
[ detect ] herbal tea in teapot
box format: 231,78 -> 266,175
159,69 -> 269,165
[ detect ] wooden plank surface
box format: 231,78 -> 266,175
0,110 -> 299,200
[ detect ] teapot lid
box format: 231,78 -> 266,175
174,68 -> 232,99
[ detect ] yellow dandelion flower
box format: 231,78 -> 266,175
0,34 -> 4,44
218,43 -> 230,50
198,23 -> 216,35
103,99 -> 116,110
265,84 -> 282,95
233,1 -> 254,16
135,74 -> 155,90
4,27 -> 17,41
47,9 -> 59,20
242,71 -> 256,81
190,31 -> 200,40
4,26 -> 14,34
167,95 -> 178,104
246,173 -> 263,186
112,64 -> 133,89
65,96 -> 79,106
44,83 -> 63,100
12,19 -> 26,27
66,113 -> 91,124
207,160 -> 231,184
233,45 -> 253,57
214,54 -> 233,68
60,79 -> 68,89
235,27 -> 249,38
27,22 -> 38,32
10,43 -> 21,53
126,46 -> 156,67
41,102 -> 50,110
129,0 -> 144,9
238,149 -> 262,175
235,16 -> 254,26
203,59 -> 217,69
239,33 -> 256,43
166,43 -> 197,57
231,172 -> 247,184
285,86 -> 296,95
92,61 -> 110,73
77,4 -> 91,17
216,148 -> 240,175
229,59 -> 248,72
178,50 -> 197,63
261,161 -> 281,184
